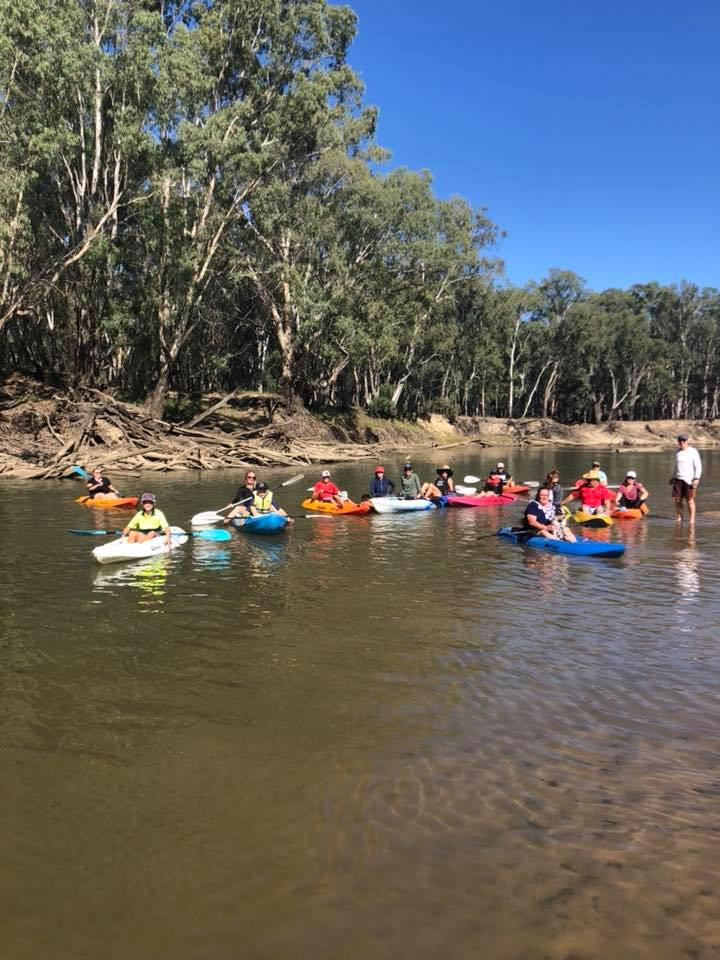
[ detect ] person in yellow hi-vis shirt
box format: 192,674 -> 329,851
122,492 -> 171,545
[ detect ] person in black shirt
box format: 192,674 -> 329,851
224,470 -> 257,521
85,469 -> 119,498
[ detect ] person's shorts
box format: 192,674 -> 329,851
672,479 -> 695,501
579,504 -> 599,514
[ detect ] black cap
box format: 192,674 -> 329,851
677,433 -> 689,441
256,481 -> 268,491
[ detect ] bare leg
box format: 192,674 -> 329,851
673,497 -> 683,521
687,496 -> 696,524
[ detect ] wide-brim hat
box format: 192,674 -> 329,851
582,470 -> 601,481
436,464 -> 454,477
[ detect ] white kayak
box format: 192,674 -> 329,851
92,526 -> 189,565
370,497 -> 434,514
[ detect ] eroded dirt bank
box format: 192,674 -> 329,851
1,374 -> 718,479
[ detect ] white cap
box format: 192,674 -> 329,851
497,462 -> 504,469
321,469 -> 330,478
626,470 -> 637,478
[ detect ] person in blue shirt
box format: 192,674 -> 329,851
523,487 -> 576,541
369,465 -> 395,498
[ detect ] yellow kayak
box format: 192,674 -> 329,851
573,510 -> 614,528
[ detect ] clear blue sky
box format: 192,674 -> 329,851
344,0 -> 720,292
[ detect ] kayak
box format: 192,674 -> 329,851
445,494 -> 515,508
78,495 -> 138,509
92,525 -> 188,565
497,527 -> 625,558
501,484 -> 530,496
370,497 -> 434,514
300,498 -> 371,516
611,506 -> 649,520
232,513 -> 288,534
572,511 -> 614,528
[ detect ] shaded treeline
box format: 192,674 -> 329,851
1,0 -> 718,423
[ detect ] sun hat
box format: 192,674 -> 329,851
321,469 -> 331,478
677,433 -> 689,441
140,492 -> 156,503
582,470 -> 601,481
626,470 -> 637,478
436,464 -> 454,477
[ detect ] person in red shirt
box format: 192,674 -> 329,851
311,469 -> 345,509
562,470 -> 613,515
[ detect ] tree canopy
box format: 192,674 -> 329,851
2,0 -> 718,423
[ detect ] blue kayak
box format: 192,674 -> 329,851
497,526 -> 625,558
232,513 -> 288,535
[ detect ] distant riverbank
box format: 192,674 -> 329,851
1,375 -> 718,479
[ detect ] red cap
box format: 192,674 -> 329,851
375,465 -> 385,473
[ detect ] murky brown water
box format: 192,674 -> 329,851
1,448 -> 719,959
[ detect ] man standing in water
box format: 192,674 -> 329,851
671,434 -> 702,523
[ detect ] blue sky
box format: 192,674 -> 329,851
344,0 -> 720,292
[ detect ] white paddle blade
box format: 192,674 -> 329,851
191,510 -> 223,527
455,484 -> 478,496
463,474 -> 481,484
281,473 -> 305,486
522,481 -> 540,488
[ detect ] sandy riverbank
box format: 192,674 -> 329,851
1,374 -> 718,479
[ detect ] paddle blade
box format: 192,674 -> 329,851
71,465 -> 91,479
191,528 -> 231,541
522,481 -> 540,488
67,528 -> 115,536
191,511 -> 222,527
463,475 -> 481,484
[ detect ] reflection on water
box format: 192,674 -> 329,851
2,452 -> 720,960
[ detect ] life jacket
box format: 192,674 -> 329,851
485,472 -> 505,492
253,491 -> 274,512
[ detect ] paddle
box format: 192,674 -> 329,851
71,465 -> 91,479
68,528 -> 231,541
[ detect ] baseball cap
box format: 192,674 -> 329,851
321,469 -> 331,478
375,465 -> 385,473
591,460 -> 601,467
403,462 -> 412,469
140,492 -> 156,503
677,433 -> 689,441
626,470 -> 637,478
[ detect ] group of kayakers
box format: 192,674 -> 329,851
82,433 -> 704,546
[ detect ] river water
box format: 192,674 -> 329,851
2,448 -> 719,960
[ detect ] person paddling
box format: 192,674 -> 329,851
398,461 -> 422,499
85,468 -> 119,499
252,481 -> 293,524
544,470 -> 563,508
524,487 -> 576,542
369,465 -> 395,498
122,492 -> 170,546
562,470 -> 613,515
484,461 -> 513,494
615,471 -> 649,512
310,469 -> 345,509
420,465 -> 455,499
225,470 -> 257,522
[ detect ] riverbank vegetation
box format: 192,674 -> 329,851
2,0 -> 719,440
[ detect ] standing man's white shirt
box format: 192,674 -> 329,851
674,445 -> 702,484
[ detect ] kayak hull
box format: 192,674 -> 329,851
499,484 -> 530,495
446,494 -> 515,508
497,527 -> 625,557
92,526 -> 188,564
79,496 -> 138,509
370,497 -> 433,514
300,498 -> 371,515
573,511 -> 614,527
232,513 -> 288,534
611,506 -> 649,520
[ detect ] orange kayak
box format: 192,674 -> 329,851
501,484 -> 530,495
76,495 -> 138,509
611,505 -> 649,520
301,497 -> 371,515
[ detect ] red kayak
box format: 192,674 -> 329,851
446,494 -> 515,508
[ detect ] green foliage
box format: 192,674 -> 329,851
0,0 -> 717,424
